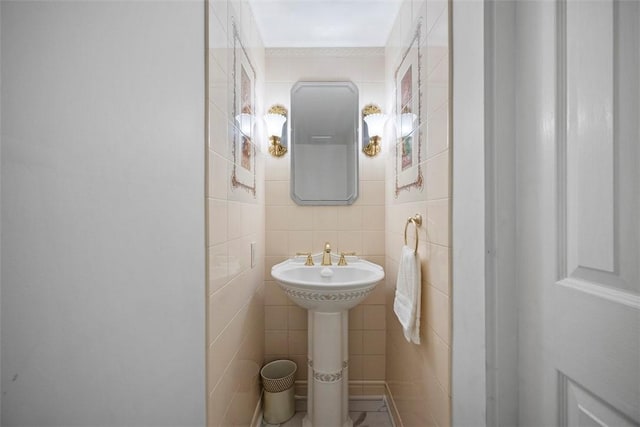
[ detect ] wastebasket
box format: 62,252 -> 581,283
260,359 -> 297,424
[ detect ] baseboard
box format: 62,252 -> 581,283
250,390 -> 263,427
288,380 -> 402,426
384,382 -> 402,427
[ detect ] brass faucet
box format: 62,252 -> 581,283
321,242 -> 332,266
338,252 -> 356,266
296,252 -> 314,266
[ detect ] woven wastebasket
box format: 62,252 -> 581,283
260,360 -> 297,424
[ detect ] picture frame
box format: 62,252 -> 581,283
231,20 -> 257,197
394,18 -> 424,197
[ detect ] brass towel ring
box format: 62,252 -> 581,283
404,214 -> 423,254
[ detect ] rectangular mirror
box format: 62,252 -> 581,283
290,81 -> 359,205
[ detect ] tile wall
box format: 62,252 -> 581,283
263,49 -> 388,394
206,0 -> 266,425
384,0 -> 452,426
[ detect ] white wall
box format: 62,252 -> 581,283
1,1 -> 205,425
0,2 -> 2,417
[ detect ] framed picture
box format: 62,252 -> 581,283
231,20 -> 257,197
394,19 -> 424,197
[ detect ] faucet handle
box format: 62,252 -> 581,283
324,242 -> 331,252
296,252 -> 314,266
338,252 -> 357,266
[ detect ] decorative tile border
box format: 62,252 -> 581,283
308,359 -> 350,383
280,287 -> 374,302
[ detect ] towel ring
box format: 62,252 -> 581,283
404,214 -> 423,254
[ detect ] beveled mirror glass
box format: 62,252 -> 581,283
290,81 -> 359,205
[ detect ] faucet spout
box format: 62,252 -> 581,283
322,242 -> 332,266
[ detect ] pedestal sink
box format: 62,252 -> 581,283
271,254 -> 384,427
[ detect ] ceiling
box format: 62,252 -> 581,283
248,0 -> 403,47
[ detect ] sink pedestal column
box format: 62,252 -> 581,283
303,310 -> 352,427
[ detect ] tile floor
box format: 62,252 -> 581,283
263,398 -> 393,427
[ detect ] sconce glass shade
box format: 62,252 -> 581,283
235,113 -> 253,137
264,113 -> 286,138
398,112 -> 417,137
363,113 -> 387,137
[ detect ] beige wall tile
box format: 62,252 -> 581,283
265,231 -> 288,256
265,256 -> 287,278
312,206 -> 338,230
360,155 -> 386,181
227,236 -> 251,278
208,242 -> 229,294
363,355 -> 385,380
361,206 -> 385,231
427,378 -> 451,427
362,282 -> 386,305
265,331 -> 288,355
209,305 -> 246,393
349,330 -> 364,355
426,329 -> 451,395
427,243 -> 450,296
311,230 -> 338,254
426,83 -> 448,118
287,306 -> 308,330
337,231 -> 363,255
209,199 -> 228,246
349,355 -> 364,380
362,231 -> 385,256
265,180 -> 291,206
336,206 -> 363,231
206,8 -> 265,426
288,205 -> 314,231
384,0 -> 451,422
364,305 -> 386,330
209,152 -> 229,200
425,285 -> 450,344
209,278 -> 251,343
426,106 -> 449,160
288,230 -> 313,255
265,156 -> 289,181
289,355 -> 308,381
208,104 -> 231,159
349,305 -> 364,330
288,330 -> 307,355
426,199 -> 449,247
263,51 -> 391,385
359,181 -> 386,206
265,306 -> 288,330
266,205 -> 289,231
208,372 -> 234,427
425,150 -> 450,201
363,330 -> 386,355
264,280 -> 290,306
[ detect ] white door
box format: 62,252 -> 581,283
517,1 -> 640,425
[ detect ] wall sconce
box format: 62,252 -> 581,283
264,105 -> 288,157
398,110 -> 417,138
235,113 -> 254,138
362,104 -> 387,157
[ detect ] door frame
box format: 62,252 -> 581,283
452,1 -> 518,425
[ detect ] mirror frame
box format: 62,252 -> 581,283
290,81 -> 360,206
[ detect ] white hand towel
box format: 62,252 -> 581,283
393,245 -> 421,344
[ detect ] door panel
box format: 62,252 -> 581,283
517,0 -> 640,425
556,0 -> 639,423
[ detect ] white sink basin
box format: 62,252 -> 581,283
272,254 -> 385,426
271,255 -> 385,312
